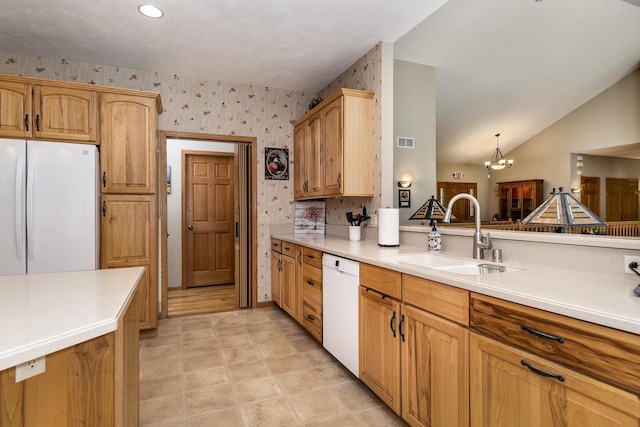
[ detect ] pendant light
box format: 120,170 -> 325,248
484,133 -> 514,171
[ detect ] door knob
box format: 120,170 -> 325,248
188,225 -> 193,230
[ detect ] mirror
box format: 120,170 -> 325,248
392,0 -> 640,237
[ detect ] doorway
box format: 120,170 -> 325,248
159,132 -> 257,318
437,181 -> 479,222
580,176 -> 600,217
606,177 -> 639,221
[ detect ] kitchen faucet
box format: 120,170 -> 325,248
443,193 -> 492,259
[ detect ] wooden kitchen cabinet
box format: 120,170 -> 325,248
497,179 -> 544,221
100,93 -> 157,194
293,88 -> 373,200
33,85 -> 97,142
359,285 -> 402,415
0,79 -> 97,142
0,80 -> 31,138
101,194 -> 157,330
470,293 -> 640,425
301,246 -> 323,342
270,249 -> 282,307
293,114 -> 322,199
270,239 -> 302,323
470,333 -> 640,426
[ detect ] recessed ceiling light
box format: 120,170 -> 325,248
138,4 -> 164,18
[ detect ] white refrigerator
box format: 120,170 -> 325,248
0,139 -> 99,275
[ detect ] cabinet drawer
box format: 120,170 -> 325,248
403,274 -> 469,326
360,263 -> 401,299
271,239 -> 282,253
470,293 -> 640,394
302,247 -> 323,268
281,242 -> 299,258
302,264 -> 322,306
303,300 -> 322,343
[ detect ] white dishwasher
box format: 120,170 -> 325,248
322,253 -> 360,377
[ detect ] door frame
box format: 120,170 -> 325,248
159,131 -> 258,318
181,150 -> 235,289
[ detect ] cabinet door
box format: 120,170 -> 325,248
293,123 -> 307,199
100,93 -> 157,194
280,253 -> 298,319
305,113 -> 323,197
470,333 -> 640,427
321,97 -> 343,196
271,251 -> 281,306
101,194 -> 157,329
401,303 -> 469,427
0,81 -> 31,138
359,286 -> 401,414
33,85 -> 97,142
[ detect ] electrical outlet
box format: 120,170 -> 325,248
15,356 -> 46,382
624,255 -> 640,274
368,213 -> 378,228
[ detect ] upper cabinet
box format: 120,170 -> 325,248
0,81 -> 31,138
33,85 -> 97,142
293,88 -> 373,200
100,93 -> 157,194
0,79 -> 97,142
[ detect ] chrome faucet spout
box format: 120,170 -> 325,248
443,193 -> 492,259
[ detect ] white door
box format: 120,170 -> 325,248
0,139 -> 27,275
27,141 -> 98,274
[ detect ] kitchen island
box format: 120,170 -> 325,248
0,267 -> 144,426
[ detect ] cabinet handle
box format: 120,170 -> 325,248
307,254 -> 315,260
284,246 -> 290,250
25,114 -> 29,131
102,171 -> 106,188
102,201 -> 106,217
298,252 -> 302,265
35,114 -> 40,132
521,325 -> 565,344
399,314 -> 405,342
337,173 -> 341,188
306,280 -> 314,286
390,310 -> 397,338
520,360 -> 565,382
307,314 -> 315,321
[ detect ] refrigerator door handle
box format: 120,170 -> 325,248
27,157 -> 35,261
15,153 -> 25,261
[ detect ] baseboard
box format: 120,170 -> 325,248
256,300 -> 276,308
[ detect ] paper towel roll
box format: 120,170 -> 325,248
377,208 -> 399,247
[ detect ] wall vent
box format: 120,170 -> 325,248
397,136 -> 415,148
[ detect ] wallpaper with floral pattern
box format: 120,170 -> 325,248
0,44 -> 381,303
316,43 -> 382,226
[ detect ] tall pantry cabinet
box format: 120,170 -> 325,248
100,93 -> 160,332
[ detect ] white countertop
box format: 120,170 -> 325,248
272,233 -> 640,335
0,267 -> 144,371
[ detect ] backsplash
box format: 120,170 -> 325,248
0,51 -> 317,303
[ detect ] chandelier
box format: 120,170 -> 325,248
484,133 -> 513,171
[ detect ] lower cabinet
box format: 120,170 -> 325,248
470,333 -> 640,426
270,240 -> 323,342
359,263 -> 470,426
101,194 -> 157,331
359,286 -> 402,414
401,303 -> 469,427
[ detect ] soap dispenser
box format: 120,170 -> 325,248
427,222 -> 441,253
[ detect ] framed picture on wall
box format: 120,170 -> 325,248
264,148 -> 289,180
399,190 -> 411,208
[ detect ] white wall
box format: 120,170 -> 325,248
393,60 -> 437,225
166,138 -> 235,288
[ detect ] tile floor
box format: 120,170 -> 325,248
139,306 -> 407,426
